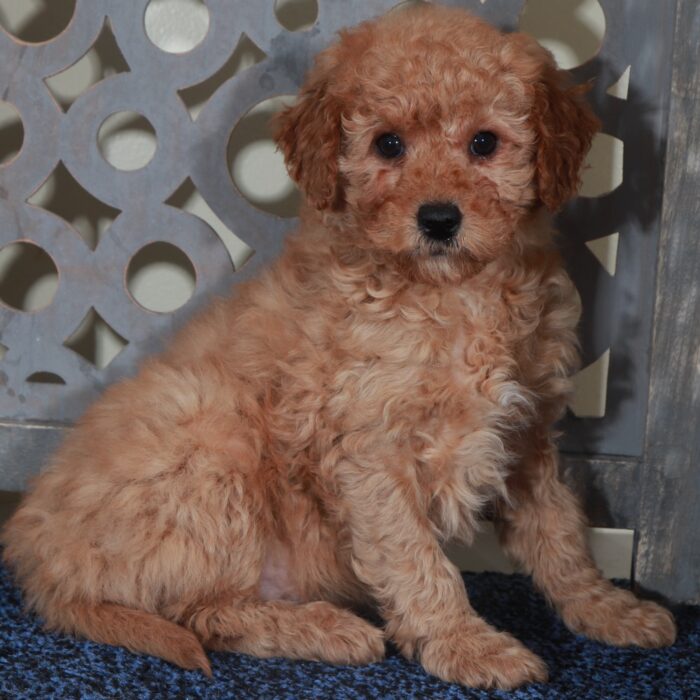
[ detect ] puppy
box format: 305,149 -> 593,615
2,4 -> 676,690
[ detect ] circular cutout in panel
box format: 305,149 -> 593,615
127,241 -> 195,313
0,101 -> 24,166
228,96 -> 301,218
98,112 -> 157,171
0,0 -> 76,44
579,133 -> 623,198
26,371 -> 66,385
519,0 -> 605,70
144,0 -> 210,54
391,0 -> 428,13
0,241 -> 58,311
274,0 -> 318,32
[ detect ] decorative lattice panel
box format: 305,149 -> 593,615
0,0 -> 675,466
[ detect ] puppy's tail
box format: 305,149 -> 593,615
57,601 -> 211,675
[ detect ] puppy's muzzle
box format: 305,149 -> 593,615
417,202 -> 462,242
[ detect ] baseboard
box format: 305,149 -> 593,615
446,523 -> 634,580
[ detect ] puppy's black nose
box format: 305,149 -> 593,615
417,202 -> 462,241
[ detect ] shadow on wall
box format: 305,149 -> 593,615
558,65 -> 666,456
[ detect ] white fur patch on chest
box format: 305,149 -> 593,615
450,326 -> 532,418
418,321 -> 535,543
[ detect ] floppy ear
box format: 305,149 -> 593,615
531,61 -> 601,212
274,64 -> 344,212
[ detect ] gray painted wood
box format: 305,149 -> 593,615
560,455 -> 642,532
0,0 -> 674,453
0,422 -> 67,492
634,0 -> 700,605
0,0 -> 402,426
0,428 -> 645,540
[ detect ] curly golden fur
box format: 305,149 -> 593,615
2,5 -> 675,689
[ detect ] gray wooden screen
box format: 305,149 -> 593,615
0,1 -> 695,601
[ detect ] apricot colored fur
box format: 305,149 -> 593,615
2,5 -> 675,690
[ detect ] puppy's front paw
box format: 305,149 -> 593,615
333,618 -> 386,665
561,587 -> 677,648
317,606 -> 386,665
419,621 -> 548,690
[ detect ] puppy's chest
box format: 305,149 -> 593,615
411,322 -> 534,465
339,303 -> 535,541
371,303 -> 532,425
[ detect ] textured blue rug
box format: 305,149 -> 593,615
1,560 -> 698,700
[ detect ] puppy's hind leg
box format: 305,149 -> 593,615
179,598 -> 386,665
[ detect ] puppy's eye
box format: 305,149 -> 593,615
375,133 -> 404,159
470,131 -> 498,157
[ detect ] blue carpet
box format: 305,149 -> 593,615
1,561 -> 698,700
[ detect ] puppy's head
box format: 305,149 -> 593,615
275,5 -> 599,282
